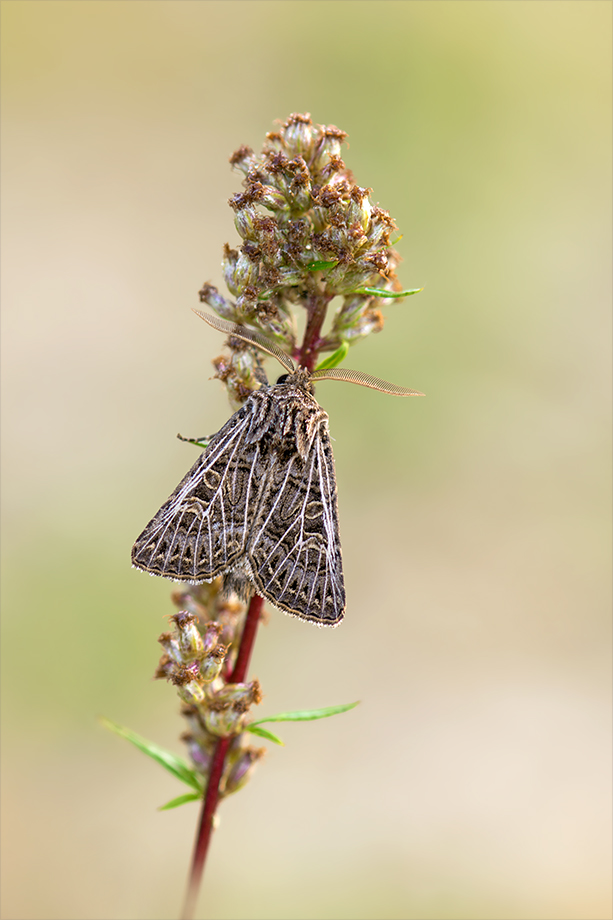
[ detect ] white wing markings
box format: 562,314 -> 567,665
192,412 -> 251,574
251,455 -> 304,592
316,435 -> 342,613
275,448 -> 319,602
141,409 -> 252,576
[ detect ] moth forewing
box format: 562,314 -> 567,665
131,404 -> 259,581
132,376 -> 345,625
245,386 -> 344,625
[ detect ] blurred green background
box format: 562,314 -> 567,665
1,2 -> 611,919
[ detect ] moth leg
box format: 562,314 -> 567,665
176,433 -> 212,449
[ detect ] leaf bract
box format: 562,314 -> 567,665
100,717 -> 203,793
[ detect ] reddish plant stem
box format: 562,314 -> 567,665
180,593 -> 264,920
298,291 -> 332,371
180,735 -> 230,920
229,593 -> 264,682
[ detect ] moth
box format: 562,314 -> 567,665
131,311 -> 422,625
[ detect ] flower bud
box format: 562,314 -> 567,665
257,313 -> 296,349
343,308 -> 385,341
332,294 -> 367,333
158,631 -> 182,664
222,245 -> 240,296
347,186 -> 372,233
198,283 -> 236,321
276,156 -> 312,213
183,735 -> 213,775
153,655 -> 174,680
310,207 -> 330,234
256,184 -> 289,213
366,207 -> 395,248
229,144 -> 258,176
361,250 -> 388,274
223,746 -> 266,796
172,612 -> 205,661
274,266 -> 303,287
311,125 -> 348,171
233,204 -> 259,241
234,249 -> 260,290
231,345 -> 257,383
177,681 -> 206,705
204,702 -> 248,737
214,679 -> 262,707
200,645 -> 227,683
281,112 -> 316,160
235,290 -> 260,317
253,216 -> 281,261
201,622 -> 223,656
171,661 -> 205,704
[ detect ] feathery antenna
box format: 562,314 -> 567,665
312,367 -> 424,397
192,310 -> 297,374
193,310 -> 423,396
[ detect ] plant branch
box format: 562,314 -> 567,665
297,290 -> 332,372
180,735 -> 230,920
180,593 -> 264,920
229,594 -> 264,683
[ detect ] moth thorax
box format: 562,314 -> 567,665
288,403 -> 327,461
280,367 -> 313,392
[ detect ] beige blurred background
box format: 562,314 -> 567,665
1,2 -> 611,919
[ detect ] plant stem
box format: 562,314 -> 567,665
298,290 -> 332,371
180,735 -> 230,920
180,593 -> 264,920
229,594 -> 264,683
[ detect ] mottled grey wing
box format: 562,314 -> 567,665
246,432 -> 345,625
131,407 -> 262,582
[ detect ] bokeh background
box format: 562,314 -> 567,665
1,3 -> 611,919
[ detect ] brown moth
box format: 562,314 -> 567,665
131,311 -> 423,625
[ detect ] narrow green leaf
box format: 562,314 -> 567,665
246,724 -> 285,745
315,342 -> 349,372
306,260 -> 338,272
177,433 -> 211,450
100,717 -> 203,793
158,792 -> 202,811
390,234 -> 404,246
351,286 -> 424,298
251,701 -> 360,726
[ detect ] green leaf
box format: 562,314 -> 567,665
246,724 -> 285,745
315,342 -> 350,372
306,260 -> 338,272
390,233 -> 404,246
250,701 -> 360,726
100,717 -> 203,793
158,792 -> 202,811
351,286 -> 424,298
177,433 -> 211,450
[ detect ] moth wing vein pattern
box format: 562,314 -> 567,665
131,382 -> 346,626
131,406 -> 257,583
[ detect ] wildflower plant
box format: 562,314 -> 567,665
105,113 -> 421,919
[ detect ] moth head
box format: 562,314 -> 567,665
193,309 -> 424,397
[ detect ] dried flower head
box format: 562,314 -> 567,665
199,112 -> 412,402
